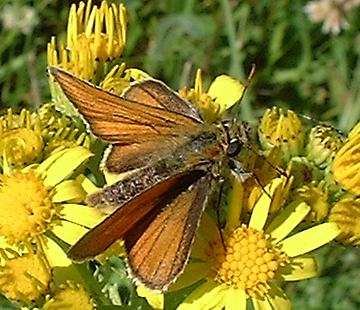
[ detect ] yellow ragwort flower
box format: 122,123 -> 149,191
258,107 -> 304,162
0,146 -> 105,268
328,197 -> 360,246
0,107 -> 91,168
179,69 -> 246,122
332,121 -> 360,196
172,177 -> 340,310
43,281 -> 94,310
0,251 -> 51,303
48,0 -> 127,80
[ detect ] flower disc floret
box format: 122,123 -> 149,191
208,225 -> 289,298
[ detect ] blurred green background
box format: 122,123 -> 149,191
0,0 -> 360,309
2,0 -> 360,132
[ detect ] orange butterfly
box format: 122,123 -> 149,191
50,67 -> 252,291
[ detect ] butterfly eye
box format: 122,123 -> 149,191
227,139 -> 241,157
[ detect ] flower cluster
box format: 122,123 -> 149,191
0,0 -> 359,309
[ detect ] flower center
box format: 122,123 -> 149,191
208,225 -> 288,298
0,170 -> 55,245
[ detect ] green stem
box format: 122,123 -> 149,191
219,0 -> 242,78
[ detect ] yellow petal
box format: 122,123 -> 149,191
137,286 -> 163,310
61,203 -> 106,227
279,223 -> 341,257
52,219 -> 89,245
190,235 -> 210,261
192,213 -> 219,260
103,168 -> 124,185
266,201 -> 310,244
252,295 -> 272,310
208,75 -> 245,113
43,147 -> 93,187
2,151 -> 11,175
249,178 -> 283,230
52,180 -> 86,202
169,261 -> 209,292
178,281 -> 223,310
267,284 -> 291,310
252,284 -> 290,310
124,68 -> 151,81
282,254 -> 318,281
224,288 -> 246,310
225,175 -> 243,231
36,148 -> 68,175
77,174 -> 99,195
44,237 -> 72,267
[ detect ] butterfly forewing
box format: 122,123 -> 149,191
49,67 -> 202,145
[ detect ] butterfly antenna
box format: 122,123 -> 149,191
61,218 -> 91,230
297,112 -> 345,136
244,142 -> 288,179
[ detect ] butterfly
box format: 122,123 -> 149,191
49,67 -> 252,291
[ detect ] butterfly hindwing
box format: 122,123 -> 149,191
125,173 -> 212,291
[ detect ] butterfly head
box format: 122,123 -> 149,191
221,120 -> 252,157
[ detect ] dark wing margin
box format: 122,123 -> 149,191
67,169 -> 208,261
125,173 -> 212,291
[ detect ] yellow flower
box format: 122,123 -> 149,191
258,107 -> 304,162
179,69 -> 246,122
0,251 -> 51,303
173,177 -> 340,310
0,107 -> 91,168
332,121 -> 360,196
0,146 -> 105,268
328,197 -> 360,246
43,281 -> 94,310
48,0 -> 127,81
